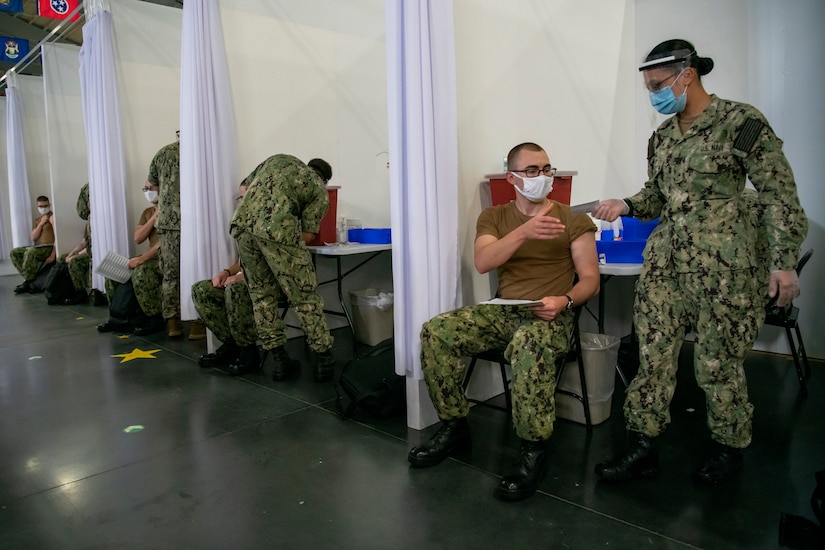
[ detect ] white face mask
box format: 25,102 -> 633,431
144,190 -> 158,204
512,173 -> 554,202
38,207 -> 50,215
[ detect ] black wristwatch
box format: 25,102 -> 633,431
565,295 -> 574,310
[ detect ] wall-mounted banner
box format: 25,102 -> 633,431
0,0 -> 23,14
0,36 -> 30,62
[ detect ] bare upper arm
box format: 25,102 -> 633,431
570,231 -> 600,290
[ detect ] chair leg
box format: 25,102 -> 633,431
462,357 -> 479,392
794,325 -> 811,383
499,361 -> 512,414
463,356 -> 509,413
784,326 -> 807,395
615,364 -> 629,388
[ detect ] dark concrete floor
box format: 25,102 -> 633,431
0,273 -> 822,550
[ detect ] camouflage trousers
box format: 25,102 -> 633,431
157,229 -> 181,319
625,266 -> 763,448
10,245 -> 53,281
191,279 -> 258,347
57,252 -> 91,292
104,258 -> 162,317
421,304 -> 573,441
235,232 -> 332,353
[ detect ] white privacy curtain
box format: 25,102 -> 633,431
0,97 -> 8,259
5,72 -> 34,248
179,0 -> 238,320
80,2 -> 131,290
386,0 -> 460,379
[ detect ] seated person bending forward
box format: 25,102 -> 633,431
408,142 -> 599,503
193,180 -> 259,375
55,184 -> 93,305
192,261 -> 259,376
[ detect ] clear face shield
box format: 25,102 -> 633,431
639,49 -> 693,115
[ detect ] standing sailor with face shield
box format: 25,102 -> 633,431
591,40 -> 808,486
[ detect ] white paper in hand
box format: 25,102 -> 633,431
95,250 -> 132,284
480,298 -> 543,306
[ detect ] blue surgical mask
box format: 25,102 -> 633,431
649,70 -> 687,115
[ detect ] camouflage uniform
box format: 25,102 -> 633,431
191,278 -> 258,347
229,154 -> 332,353
421,202 -> 596,441
10,214 -> 55,281
624,95 -> 808,448
148,141 -> 181,320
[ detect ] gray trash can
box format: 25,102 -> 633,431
556,332 -> 621,425
349,289 -> 394,346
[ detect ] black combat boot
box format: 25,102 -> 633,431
595,431 -> 660,481
224,344 -> 261,376
692,443 -> 744,486
14,281 -> 32,294
91,289 -> 108,307
97,321 -> 133,333
495,438 -> 549,502
313,350 -> 336,382
408,418 -> 472,468
133,315 -> 164,336
62,289 -> 89,305
198,339 -> 240,369
270,346 -> 300,381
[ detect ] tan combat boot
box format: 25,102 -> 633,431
166,316 -> 183,338
188,320 -> 207,341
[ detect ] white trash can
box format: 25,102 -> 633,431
556,332 -> 621,425
349,289 -> 394,346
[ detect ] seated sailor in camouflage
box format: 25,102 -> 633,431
193,182 -> 260,375
408,142 -> 600,502
592,39 -> 808,486
12,195 -> 56,294
147,130 -> 206,340
230,155 -> 336,383
54,183 -> 93,305
98,182 -> 164,335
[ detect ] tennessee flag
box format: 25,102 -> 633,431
37,0 -> 80,21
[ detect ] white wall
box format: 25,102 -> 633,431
111,0 -> 183,257
635,0 -> 825,359
42,43 -> 88,258
749,0 -> 825,358
219,0 -> 389,229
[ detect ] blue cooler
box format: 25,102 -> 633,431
348,228 -> 391,244
596,217 -> 658,263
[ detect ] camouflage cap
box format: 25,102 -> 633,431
77,183 -> 90,220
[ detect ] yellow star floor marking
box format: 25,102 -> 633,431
111,348 -> 162,363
